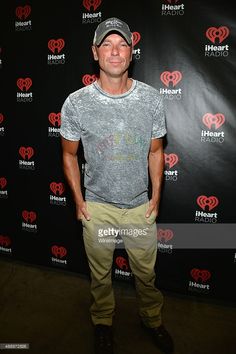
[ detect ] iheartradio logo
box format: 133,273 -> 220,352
190,268 -> 211,282
48,113 -> 61,127
157,229 -> 174,242
83,0 -> 101,11
160,71 -> 182,87
197,195 -> 219,211
0,113 -> 4,124
0,177 -> 7,189
164,153 -> 178,169
51,245 -> 67,258
0,235 -> 11,247
82,74 -> 98,86
206,26 -> 229,44
22,210 -> 37,223
115,256 -> 129,270
202,113 -> 225,129
17,78 -> 32,92
15,5 -> 31,20
50,182 -> 65,196
48,39 -> 65,54
19,146 -> 34,160
166,0 -> 179,3
132,32 -> 141,46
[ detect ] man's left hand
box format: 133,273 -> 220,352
145,199 -> 159,218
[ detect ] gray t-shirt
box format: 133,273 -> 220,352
60,79 -> 166,208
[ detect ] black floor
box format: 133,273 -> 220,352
0,257 -> 236,354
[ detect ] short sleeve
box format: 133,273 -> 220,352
60,95 -> 81,141
152,96 -> 167,139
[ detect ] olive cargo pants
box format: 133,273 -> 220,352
82,201 -> 163,328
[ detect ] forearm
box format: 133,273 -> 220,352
148,149 -> 164,207
62,152 -> 84,206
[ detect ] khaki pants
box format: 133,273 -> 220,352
82,201 -> 163,328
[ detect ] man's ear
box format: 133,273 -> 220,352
92,45 -> 98,61
130,46 -> 133,62
129,34 -> 134,62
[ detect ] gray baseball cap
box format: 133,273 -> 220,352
93,17 -> 132,46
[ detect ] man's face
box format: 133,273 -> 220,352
92,33 -> 133,78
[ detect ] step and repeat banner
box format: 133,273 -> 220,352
0,0 -> 236,301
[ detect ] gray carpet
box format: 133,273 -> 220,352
0,257 -> 236,354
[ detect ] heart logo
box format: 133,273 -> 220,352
19,146 -> 34,160
51,245 -> 67,258
0,177 -> 7,189
116,256 -> 129,270
48,39 -> 65,54
15,5 -> 31,20
164,153 -> 179,169
48,113 -> 61,127
160,71 -> 182,87
0,235 -> 11,247
197,195 -> 219,211
132,32 -> 141,46
82,74 -> 98,86
202,113 -> 225,129
22,210 -> 37,223
0,113 -> 4,124
191,268 -> 211,282
83,0 -> 101,11
157,229 -> 174,242
206,26 -> 229,44
50,182 -> 65,196
17,78 -> 32,92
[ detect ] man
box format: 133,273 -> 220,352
60,17 -> 174,354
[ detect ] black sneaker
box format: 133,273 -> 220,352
141,322 -> 174,353
94,324 -> 114,354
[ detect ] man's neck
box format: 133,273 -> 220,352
97,75 -> 133,95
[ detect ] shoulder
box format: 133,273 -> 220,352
61,84 -> 95,114
66,83 -> 95,106
135,80 -> 162,102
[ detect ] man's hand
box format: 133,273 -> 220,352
61,137 -> 90,222
147,138 -> 164,220
145,199 -> 159,219
76,201 -> 91,221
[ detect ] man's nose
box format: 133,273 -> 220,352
111,45 -> 119,55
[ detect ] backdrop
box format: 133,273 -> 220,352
0,0 -> 236,301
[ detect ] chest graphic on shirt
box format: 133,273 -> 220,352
94,131 -> 147,161
79,103 -> 153,162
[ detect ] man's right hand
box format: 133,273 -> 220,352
76,201 -> 91,221
61,137 -> 90,222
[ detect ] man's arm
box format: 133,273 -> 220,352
146,138 -> 165,218
61,137 -> 90,220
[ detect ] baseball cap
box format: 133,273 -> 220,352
93,17 -> 132,46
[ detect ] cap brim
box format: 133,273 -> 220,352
94,29 -> 132,46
